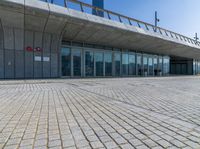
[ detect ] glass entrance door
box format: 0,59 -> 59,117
114,52 -> 121,76
95,52 -> 104,77
61,47 -> 71,77
122,53 -> 129,76
136,53 -> 142,76
72,48 -> 81,77
104,52 -> 112,76
85,51 -> 94,77
143,55 -> 148,76
129,52 -> 136,76
154,56 -> 158,76
148,56 -> 153,76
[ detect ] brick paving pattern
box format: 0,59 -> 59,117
0,77 -> 199,149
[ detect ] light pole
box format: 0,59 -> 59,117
155,11 -> 160,32
194,33 -> 199,44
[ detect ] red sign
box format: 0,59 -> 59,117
26,46 -> 43,52
26,46 -> 33,52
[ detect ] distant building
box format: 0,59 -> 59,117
92,0 -> 104,17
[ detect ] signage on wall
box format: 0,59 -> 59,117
43,57 -> 50,62
34,56 -> 42,62
26,46 -> 43,52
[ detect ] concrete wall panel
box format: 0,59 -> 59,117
4,27 -> 14,50
25,30 -> 33,47
25,51 -> 33,78
0,9 -> 24,29
25,30 -> 33,78
0,50 -> 4,79
51,53 -> 58,77
34,32 -> 43,78
5,50 -> 14,79
43,33 -> 51,53
14,28 -> 24,50
34,53 -> 42,78
34,32 -> 43,48
43,53 -> 50,78
51,35 -> 60,53
25,15 -> 47,32
15,51 -> 24,78
0,24 -> 3,51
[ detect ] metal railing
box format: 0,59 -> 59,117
41,0 -> 200,47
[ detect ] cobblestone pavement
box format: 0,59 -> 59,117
0,77 -> 200,149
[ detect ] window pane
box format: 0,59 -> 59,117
105,52 -> 112,76
158,56 -> 163,75
114,52 -> 121,76
154,56 -> 158,76
122,53 -> 129,76
163,56 -> 170,75
85,51 -> 94,77
72,48 -> 81,77
129,53 -> 136,75
148,56 -> 153,76
143,55 -> 148,76
95,52 -> 104,76
137,54 -> 142,76
61,47 -> 71,76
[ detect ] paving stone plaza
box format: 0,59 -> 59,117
0,77 -> 200,149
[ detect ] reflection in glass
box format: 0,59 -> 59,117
61,47 -> 71,76
104,52 -> 112,76
114,52 -> 121,76
193,60 -> 196,75
122,53 -> 129,76
95,52 -> 104,76
198,62 -> 200,74
163,56 -> 170,75
158,56 -> 163,75
137,54 -> 142,76
148,56 -> 153,76
195,61 -> 198,74
85,51 -> 94,77
129,53 -> 136,75
154,57 -> 158,76
72,49 -> 81,77
143,55 -> 148,76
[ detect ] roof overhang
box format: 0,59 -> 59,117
1,0 -> 200,59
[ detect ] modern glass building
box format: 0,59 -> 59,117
61,41 -> 170,78
0,0 -> 200,79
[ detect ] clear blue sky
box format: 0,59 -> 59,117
56,0 -> 200,38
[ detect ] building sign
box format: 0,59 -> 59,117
43,57 -> 50,62
26,46 -> 33,52
34,56 -> 42,61
26,46 -> 43,52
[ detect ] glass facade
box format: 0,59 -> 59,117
61,45 -> 170,78
72,48 -> 81,77
163,56 -> 170,75
193,60 -> 200,75
128,53 -> 136,76
104,52 -> 112,76
143,55 -> 148,76
61,48 -> 71,76
122,53 -> 129,76
158,56 -> 163,76
114,52 -> 121,76
136,54 -> 142,76
85,51 -> 94,77
154,56 -> 158,76
148,56 -> 153,76
95,52 -> 104,76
